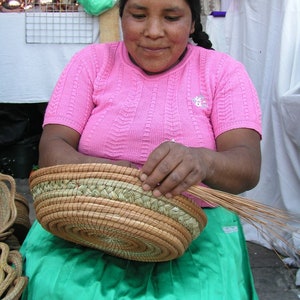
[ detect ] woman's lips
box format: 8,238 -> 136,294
141,46 -> 168,54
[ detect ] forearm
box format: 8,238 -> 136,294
140,129 -> 261,197
38,124 -> 133,168
200,146 -> 261,194
38,138 -> 115,168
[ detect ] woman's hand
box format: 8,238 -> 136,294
140,141 -> 210,198
140,129 -> 261,197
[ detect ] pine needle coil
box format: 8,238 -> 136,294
0,174 -> 28,299
30,163 -> 207,262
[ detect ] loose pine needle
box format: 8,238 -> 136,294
187,185 -> 300,261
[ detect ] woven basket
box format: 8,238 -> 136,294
0,242 -> 28,300
13,193 -> 31,245
0,174 -> 28,299
0,174 -> 17,242
29,163 -> 207,262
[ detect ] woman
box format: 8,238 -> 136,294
21,0 -> 262,299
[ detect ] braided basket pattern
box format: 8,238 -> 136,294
30,163 -> 207,262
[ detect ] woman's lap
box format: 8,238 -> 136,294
20,207 -> 258,300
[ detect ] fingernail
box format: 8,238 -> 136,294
142,183 -> 151,191
140,173 -> 147,182
165,193 -> 173,198
152,189 -> 162,197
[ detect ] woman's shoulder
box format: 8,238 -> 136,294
73,41 -> 123,60
64,41 -> 124,76
188,44 -> 249,77
188,44 -> 242,67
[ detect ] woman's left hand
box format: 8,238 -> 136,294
140,141 -> 209,198
139,129 -> 261,197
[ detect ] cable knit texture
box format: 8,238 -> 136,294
44,42 -> 261,206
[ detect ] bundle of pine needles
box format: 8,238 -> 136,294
187,185 -> 300,263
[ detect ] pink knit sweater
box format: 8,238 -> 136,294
44,42 -> 262,206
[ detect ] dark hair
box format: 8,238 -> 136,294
118,0 -> 213,50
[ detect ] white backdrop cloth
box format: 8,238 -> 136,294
0,11 -> 99,103
207,0 -> 300,265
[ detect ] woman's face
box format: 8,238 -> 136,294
121,0 -> 195,74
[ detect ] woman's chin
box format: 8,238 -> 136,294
142,64 -> 174,75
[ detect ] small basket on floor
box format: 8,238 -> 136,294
29,163 -> 208,262
0,173 -> 28,299
13,193 -> 31,245
0,173 -> 17,242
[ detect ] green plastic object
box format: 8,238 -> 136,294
78,0 -> 117,16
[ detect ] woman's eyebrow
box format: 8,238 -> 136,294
127,4 -> 184,13
127,3 -> 146,10
164,6 -> 184,13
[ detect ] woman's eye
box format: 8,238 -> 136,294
132,14 -> 146,19
165,16 -> 180,21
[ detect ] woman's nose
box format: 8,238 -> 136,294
144,18 -> 164,38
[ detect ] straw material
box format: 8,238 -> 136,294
0,173 -> 31,248
30,163 -> 300,262
12,193 -> 31,245
30,163 -> 207,262
0,174 -> 17,242
0,242 -> 28,300
0,174 -> 28,299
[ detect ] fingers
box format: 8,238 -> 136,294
141,141 -> 173,179
162,167 -> 200,197
140,142 -> 180,192
140,142 -> 203,198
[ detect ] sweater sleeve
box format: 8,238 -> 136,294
43,44 -> 104,134
210,54 -> 262,138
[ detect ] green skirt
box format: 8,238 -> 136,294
20,207 -> 258,300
